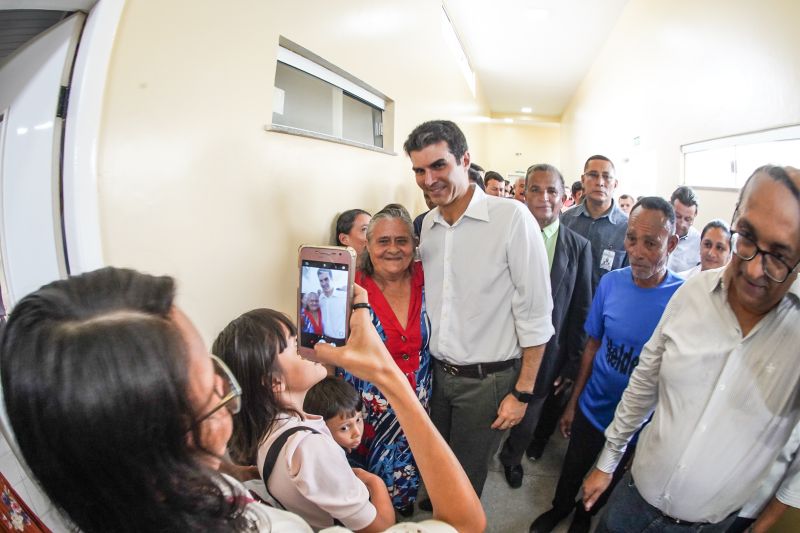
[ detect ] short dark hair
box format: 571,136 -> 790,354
468,167 -> 485,191
0,267 -> 250,532
470,162 -> 485,173
484,171 -> 504,185
317,268 -> 333,279
304,377 -> 363,420
335,209 -> 371,246
619,194 -> 634,201
583,154 -> 616,173
670,186 -> 699,210
571,181 -> 583,196
701,219 -> 732,242
525,163 -> 565,193
630,196 -> 676,234
403,120 -> 469,161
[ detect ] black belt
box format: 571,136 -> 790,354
435,358 -> 516,379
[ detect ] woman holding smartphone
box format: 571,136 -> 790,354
338,204 -> 432,517
0,267 -> 484,533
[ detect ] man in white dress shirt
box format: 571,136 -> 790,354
404,120 -> 554,498
317,268 -> 346,341
582,165 -> 800,532
666,186 -> 701,272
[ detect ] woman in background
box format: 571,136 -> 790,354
678,219 -> 732,279
335,208 -> 372,261
338,204 -> 431,516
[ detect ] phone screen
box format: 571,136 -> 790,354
299,259 -> 350,350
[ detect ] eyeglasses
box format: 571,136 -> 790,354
730,231 -> 800,283
583,171 -> 614,183
194,354 -> 242,425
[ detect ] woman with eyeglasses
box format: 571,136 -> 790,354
1,267 -> 485,532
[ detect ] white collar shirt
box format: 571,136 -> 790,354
596,268 -> 800,523
418,185 -> 554,365
667,225 -> 701,272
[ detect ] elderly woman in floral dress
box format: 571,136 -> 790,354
337,204 -> 431,517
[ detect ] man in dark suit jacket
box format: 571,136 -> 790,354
499,163 -> 592,488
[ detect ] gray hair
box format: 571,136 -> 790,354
360,204 -> 416,276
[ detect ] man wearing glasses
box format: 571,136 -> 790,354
561,155 -> 629,290
582,165 -> 800,533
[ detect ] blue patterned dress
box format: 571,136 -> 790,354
337,262 -> 432,510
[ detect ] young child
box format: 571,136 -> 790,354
212,309 -> 394,532
304,377 -> 365,454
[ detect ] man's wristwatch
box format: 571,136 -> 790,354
511,388 -> 534,403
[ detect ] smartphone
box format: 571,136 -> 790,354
297,245 -> 356,357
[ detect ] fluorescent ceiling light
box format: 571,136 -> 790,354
521,107 -> 532,113
504,118 -> 514,123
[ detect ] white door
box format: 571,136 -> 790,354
0,11 -> 86,308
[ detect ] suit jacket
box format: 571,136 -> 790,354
532,223 -> 592,397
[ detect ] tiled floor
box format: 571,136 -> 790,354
410,433 -> 598,533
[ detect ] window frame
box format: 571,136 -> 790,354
267,38 -> 394,155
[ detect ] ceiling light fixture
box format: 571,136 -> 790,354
521,107 -> 532,113
504,118 -> 514,123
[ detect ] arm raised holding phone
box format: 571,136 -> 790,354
312,284 -> 486,533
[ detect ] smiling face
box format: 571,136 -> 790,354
625,206 -> 678,288
582,159 -> 617,210
317,271 -> 332,296
325,411 -> 364,452
178,308 -> 232,469
366,217 -> 414,279
700,227 -> 732,271
410,141 -> 470,209
726,173 -> 800,318
525,170 -> 565,228
305,292 -> 320,312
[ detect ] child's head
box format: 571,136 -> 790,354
304,377 -> 364,452
212,308 -> 326,463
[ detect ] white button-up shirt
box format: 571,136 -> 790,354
419,186 -> 554,365
597,268 -> 800,523
668,225 -> 701,272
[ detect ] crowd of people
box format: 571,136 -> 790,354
0,119 -> 798,533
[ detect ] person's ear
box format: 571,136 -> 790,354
666,234 -> 680,254
339,233 -> 350,246
461,150 -> 471,169
270,374 -> 285,394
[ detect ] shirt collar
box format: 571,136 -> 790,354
713,265 -> 800,307
428,184 -> 488,228
541,218 -> 560,239
573,199 -> 627,225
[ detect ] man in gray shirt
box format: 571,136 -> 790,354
561,155 -> 628,289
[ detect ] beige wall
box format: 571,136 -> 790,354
98,0 -> 489,342
560,0 -> 800,226
483,123 -> 561,179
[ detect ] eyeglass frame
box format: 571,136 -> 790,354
193,354 -> 243,426
730,231 -> 800,283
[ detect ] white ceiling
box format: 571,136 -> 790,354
444,0 -> 630,118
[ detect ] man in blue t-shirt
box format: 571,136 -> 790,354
530,197 -> 683,533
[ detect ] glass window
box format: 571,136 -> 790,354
682,126 -> 800,189
271,43 -> 387,150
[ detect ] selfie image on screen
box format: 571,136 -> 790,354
299,261 -> 349,349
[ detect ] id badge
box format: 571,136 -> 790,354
600,248 -> 615,271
